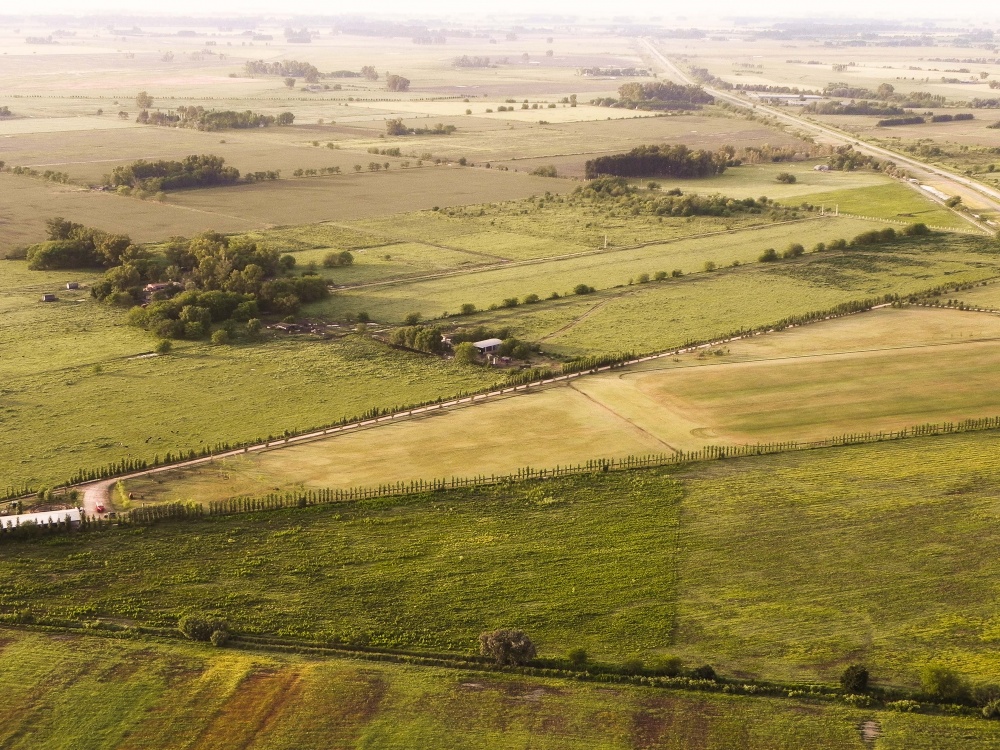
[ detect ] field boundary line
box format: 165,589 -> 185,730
333,215 -> 836,292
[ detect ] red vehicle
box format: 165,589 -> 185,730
95,504 -> 105,514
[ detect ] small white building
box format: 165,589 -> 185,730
0,508 -> 82,528
473,338 -> 503,354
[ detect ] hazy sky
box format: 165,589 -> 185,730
10,0 -> 996,21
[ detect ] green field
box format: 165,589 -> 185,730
791,184 -> 971,230
307,217 -> 890,323
9,430 -> 1000,693
13,627 -> 1000,750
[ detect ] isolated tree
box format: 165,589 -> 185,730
361,65 -> 378,81
136,90 -> 153,108
284,77 -> 296,88
154,339 -> 172,354
479,629 -> 536,665
386,118 -> 409,136
386,74 -> 410,92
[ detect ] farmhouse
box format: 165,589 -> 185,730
474,338 -> 503,354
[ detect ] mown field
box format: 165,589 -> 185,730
14,628 -> 1000,750
124,306 -> 1000,505
9,430 -> 1000,694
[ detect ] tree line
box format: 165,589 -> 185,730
591,81 -> 713,110
137,106 -> 294,131
244,59 -> 321,81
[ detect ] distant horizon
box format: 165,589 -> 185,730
0,1 -> 997,24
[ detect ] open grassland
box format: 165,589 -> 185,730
930,281 -> 1000,309
0,472 -> 682,659
11,431 -> 1000,694
304,218 -> 901,323
4,224 -> 998,490
672,430 -> 1000,687
121,386 -> 674,505
17,629 -> 1000,750
126,306 -> 1000,505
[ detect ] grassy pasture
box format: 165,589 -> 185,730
13,431 -> 1000,692
6,630 -> 1000,750
305,217 -> 890,322
790,184 -> 971,229
673,430 -> 1000,686
496,241 -> 999,356
125,306 -> 1000,505
0,256 -> 501,490
7,627 -> 966,750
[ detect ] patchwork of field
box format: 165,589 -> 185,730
6,229 -> 998,491
125,306 -> 1000,505
12,430 -> 1000,693
12,629 -> 1000,750
669,38 -> 1000,104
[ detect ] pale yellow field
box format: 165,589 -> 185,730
125,306 -> 1000,504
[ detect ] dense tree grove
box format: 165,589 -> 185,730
877,116 -> 926,127
573,177 -> 782,218
585,144 -> 729,179
822,82 -> 945,108
386,74 -> 410,92
29,222 -> 331,340
106,154 -> 244,192
25,218 -> 135,270
137,106 -> 294,131
385,119 -> 456,136
244,59 -> 321,82
591,81 -> 713,110
389,325 -> 444,353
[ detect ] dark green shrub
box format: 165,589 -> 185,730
178,615 -> 229,642
479,629 -> 536,665
690,664 -> 717,681
759,248 -> 778,262
567,648 -> 588,669
840,664 -> 869,693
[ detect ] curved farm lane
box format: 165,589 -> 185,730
641,38 -> 1000,230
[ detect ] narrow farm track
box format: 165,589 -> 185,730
538,293 -> 628,342
641,38 -> 1000,233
